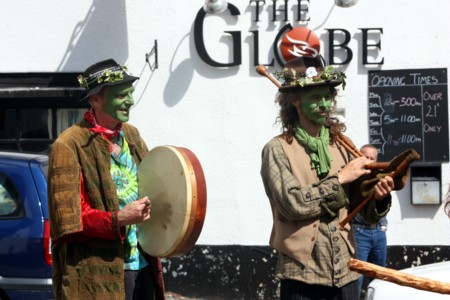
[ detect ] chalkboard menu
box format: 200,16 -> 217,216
368,68 -> 448,162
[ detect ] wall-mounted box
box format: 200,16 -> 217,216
410,165 -> 441,205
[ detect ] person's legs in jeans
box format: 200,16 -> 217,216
354,226 -> 372,293
369,227 -> 387,268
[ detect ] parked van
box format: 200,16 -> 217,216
0,151 -> 53,300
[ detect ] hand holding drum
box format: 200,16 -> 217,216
118,197 -> 152,226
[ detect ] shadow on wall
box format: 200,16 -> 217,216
56,0 -> 129,72
163,34 -> 195,107
159,8 -> 241,108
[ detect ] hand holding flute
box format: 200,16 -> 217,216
337,156 -> 372,185
337,157 -> 395,201
337,135 -> 420,229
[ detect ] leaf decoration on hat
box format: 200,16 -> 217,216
274,64 -> 347,90
77,65 -> 129,89
77,75 -> 89,89
97,66 -> 128,84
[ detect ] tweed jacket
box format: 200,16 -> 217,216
261,135 -> 390,286
48,119 -> 148,300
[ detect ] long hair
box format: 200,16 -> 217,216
275,85 -> 346,144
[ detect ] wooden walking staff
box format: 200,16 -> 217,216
348,259 -> 450,295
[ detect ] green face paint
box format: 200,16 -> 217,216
298,86 -> 333,125
102,83 -> 135,123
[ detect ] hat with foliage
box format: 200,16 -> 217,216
77,59 -> 139,101
275,56 -> 346,92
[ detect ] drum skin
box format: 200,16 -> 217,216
137,146 -> 207,257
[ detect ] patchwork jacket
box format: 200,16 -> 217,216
48,119 -> 152,299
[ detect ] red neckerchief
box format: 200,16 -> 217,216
84,108 -> 122,152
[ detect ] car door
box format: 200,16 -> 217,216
0,157 -> 51,279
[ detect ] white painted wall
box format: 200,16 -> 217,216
1,0 -> 450,246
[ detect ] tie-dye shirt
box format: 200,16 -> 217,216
110,131 -> 148,270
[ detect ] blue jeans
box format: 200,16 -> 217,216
353,224 -> 387,293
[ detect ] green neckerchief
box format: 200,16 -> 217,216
294,124 -> 332,178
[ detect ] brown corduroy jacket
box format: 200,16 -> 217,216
48,119 -> 164,300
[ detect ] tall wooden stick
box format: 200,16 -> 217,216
348,259 -> 450,295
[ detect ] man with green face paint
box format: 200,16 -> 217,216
260,56 -> 394,300
100,83 -> 135,123
48,59 -> 165,300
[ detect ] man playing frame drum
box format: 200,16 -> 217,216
48,59 -> 165,300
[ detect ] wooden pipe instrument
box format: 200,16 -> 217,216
256,64 -> 282,88
336,134 -> 420,230
336,134 -> 365,158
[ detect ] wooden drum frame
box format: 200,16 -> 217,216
137,146 -> 207,257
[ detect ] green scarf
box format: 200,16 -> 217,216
294,124 -> 332,177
